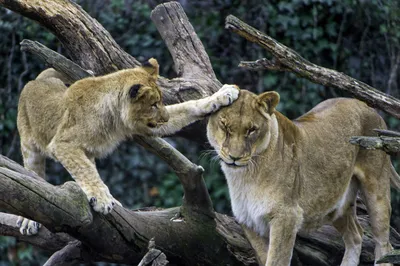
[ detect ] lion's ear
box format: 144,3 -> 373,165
257,91 -> 280,115
141,58 -> 159,79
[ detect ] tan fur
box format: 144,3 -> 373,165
207,89 -> 400,266
17,59 -> 239,235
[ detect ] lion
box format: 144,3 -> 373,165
16,59 -> 239,235
207,89 -> 400,266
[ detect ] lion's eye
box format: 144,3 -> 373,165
247,126 -> 258,136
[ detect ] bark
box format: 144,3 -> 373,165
377,249 -> 400,264
225,15 -> 400,119
350,136 -> 400,154
0,1 -> 399,265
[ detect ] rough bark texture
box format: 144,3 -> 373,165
0,1 -> 399,265
350,136 -> 400,154
225,15 -> 400,119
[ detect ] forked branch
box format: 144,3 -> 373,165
225,15 -> 400,119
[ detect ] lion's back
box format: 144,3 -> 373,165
18,77 -> 67,150
294,98 -> 386,137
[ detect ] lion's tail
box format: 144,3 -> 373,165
390,164 -> 400,191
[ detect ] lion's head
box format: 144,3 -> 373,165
207,90 -> 280,167
119,58 -> 169,135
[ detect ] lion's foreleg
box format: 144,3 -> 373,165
242,225 -> 269,265
49,142 -> 116,214
153,84 -> 239,136
266,212 -> 301,266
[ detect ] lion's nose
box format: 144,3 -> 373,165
229,154 -> 242,161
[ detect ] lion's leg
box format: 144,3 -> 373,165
361,187 -> 392,266
266,212 -> 299,266
49,142 -> 116,214
153,84 -> 239,136
333,204 -> 363,266
17,142 -> 45,235
21,142 -> 46,179
356,155 -> 393,266
241,225 -> 268,265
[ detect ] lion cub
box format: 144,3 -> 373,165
17,59 -> 239,235
207,89 -> 400,266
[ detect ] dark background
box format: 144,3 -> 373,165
0,0 -> 399,264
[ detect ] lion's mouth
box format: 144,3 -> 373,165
224,161 -> 243,168
220,157 -> 249,168
147,122 -> 166,128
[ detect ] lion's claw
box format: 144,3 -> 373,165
83,186 -> 115,215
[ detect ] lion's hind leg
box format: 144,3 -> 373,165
18,142 -> 46,235
21,141 -> 46,179
332,195 -> 363,266
355,151 -> 393,266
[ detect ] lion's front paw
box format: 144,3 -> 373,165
16,216 -> 41,235
205,84 -> 240,114
217,84 -> 240,106
83,186 -> 116,215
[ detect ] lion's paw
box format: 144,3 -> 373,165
207,84 -> 240,113
16,216 -> 41,235
83,186 -> 116,215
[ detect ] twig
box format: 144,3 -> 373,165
374,129 -> 400,138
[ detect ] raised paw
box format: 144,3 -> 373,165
16,216 -> 41,236
204,84 -> 240,114
83,186 -> 115,215
215,84 -> 240,106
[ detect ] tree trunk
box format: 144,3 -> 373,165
0,1 -> 399,265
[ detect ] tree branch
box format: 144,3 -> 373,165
349,136 -> 400,154
20,40 -> 91,82
43,240 -> 87,266
225,15 -> 400,119
137,238 -> 168,266
151,2 -> 218,81
0,155 -> 254,265
0,0 -> 140,75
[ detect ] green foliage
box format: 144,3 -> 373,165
0,0 -> 400,264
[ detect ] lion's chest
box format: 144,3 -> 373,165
222,165 -> 275,236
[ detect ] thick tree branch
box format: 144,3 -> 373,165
225,15 -> 400,119
0,0 -> 140,75
0,155 -> 254,265
20,40 -> 91,82
151,2 -> 218,82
